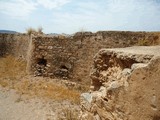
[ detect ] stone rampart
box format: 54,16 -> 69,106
0,33 -> 29,60
29,31 -> 160,81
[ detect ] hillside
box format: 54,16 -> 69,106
0,30 -> 18,34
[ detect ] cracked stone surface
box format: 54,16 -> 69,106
81,46 -> 160,120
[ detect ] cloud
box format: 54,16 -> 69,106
102,0 -> 160,30
0,0 -> 71,19
37,0 -> 71,9
0,0 -> 160,33
0,0 -> 36,19
50,0 -> 160,33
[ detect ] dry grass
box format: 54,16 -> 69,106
26,27 -> 44,36
137,33 -> 160,46
26,27 -> 36,36
57,107 -> 79,120
37,26 -> 43,34
14,79 -> 80,104
0,55 -> 26,88
0,55 -> 80,104
0,55 -> 26,80
137,39 -> 148,46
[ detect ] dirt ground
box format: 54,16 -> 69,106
0,55 -> 86,120
0,86 -> 80,120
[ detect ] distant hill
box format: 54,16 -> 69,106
0,30 -> 18,34
47,33 -> 73,37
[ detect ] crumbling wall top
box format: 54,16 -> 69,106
81,46 -> 160,120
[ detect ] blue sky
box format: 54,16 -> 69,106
0,0 -> 160,34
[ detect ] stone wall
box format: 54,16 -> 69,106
80,46 -> 160,120
29,31 -> 160,82
0,32 -> 159,81
29,35 -> 78,77
0,33 -> 29,60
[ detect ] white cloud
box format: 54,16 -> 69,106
103,0 -> 160,30
37,0 -> 71,9
46,0 -> 160,33
0,0 -> 160,33
0,0 -> 36,19
0,0 -> 71,19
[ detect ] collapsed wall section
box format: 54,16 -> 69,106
81,46 -> 160,120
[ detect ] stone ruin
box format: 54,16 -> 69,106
0,32 -> 160,120
0,31 -> 160,81
26,31 -> 160,81
80,46 -> 160,120
28,35 -> 77,78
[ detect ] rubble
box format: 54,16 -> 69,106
81,46 -> 160,120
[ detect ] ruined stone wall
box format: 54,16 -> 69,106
0,33 -> 29,60
80,46 -> 160,120
29,35 -> 78,77
30,31 -> 160,82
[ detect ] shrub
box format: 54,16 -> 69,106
137,39 -> 149,46
26,27 -> 36,36
26,27 -> 44,36
37,26 -> 43,34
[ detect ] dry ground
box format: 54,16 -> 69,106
0,87 -> 80,120
0,55 -> 89,120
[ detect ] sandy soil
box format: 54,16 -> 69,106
0,87 -> 80,120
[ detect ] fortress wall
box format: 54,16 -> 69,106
29,31 -> 160,82
0,32 -> 159,80
0,33 -> 29,60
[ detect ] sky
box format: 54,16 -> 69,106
0,0 -> 160,34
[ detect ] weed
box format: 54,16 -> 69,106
0,56 -> 80,104
26,27 -> 44,36
37,26 -> 43,34
0,55 -> 26,80
26,27 -> 36,36
137,39 -> 149,46
58,107 -> 80,120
